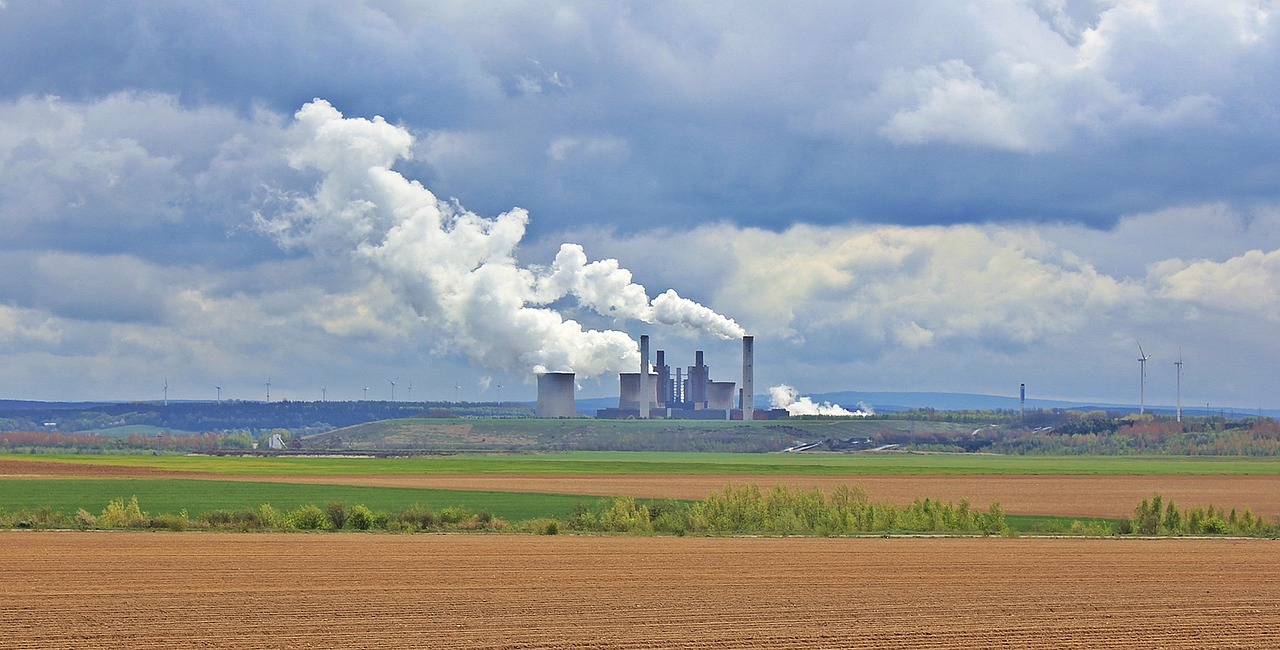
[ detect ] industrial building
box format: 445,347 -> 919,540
536,335 -> 783,420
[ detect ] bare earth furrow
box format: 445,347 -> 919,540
2,533 -> 1278,648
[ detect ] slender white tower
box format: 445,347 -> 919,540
1175,351 -> 1184,423
1137,343 -> 1150,415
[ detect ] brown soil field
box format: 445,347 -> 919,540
4,458 -> 1278,519
1,532 -> 1277,649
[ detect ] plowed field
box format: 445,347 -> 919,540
2,532 -> 1277,649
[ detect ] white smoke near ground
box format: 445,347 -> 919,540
770,384 -> 873,418
255,99 -> 743,379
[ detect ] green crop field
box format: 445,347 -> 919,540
9,451 -> 1280,476
0,478 -> 595,521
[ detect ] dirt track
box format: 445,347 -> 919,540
2,532 -> 1277,649
5,458 -> 1279,519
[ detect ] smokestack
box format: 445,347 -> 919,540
639,335 -> 650,419
742,335 -> 754,421
536,372 -> 576,418
656,350 -> 668,407
692,350 -> 707,409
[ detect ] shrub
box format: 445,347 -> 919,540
74,508 -> 98,529
325,502 -> 347,530
99,496 -> 147,528
200,508 -> 265,531
397,504 -> 437,530
438,506 -> 468,525
599,496 -> 652,534
257,504 -> 283,530
347,504 -> 375,531
150,514 -> 188,532
1201,517 -> 1229,534
285,504 -> 329,530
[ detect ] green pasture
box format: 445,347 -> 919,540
8,451 -> 1280,476
0,479 -> 593,521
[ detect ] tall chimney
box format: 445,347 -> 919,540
742,335 -> 754,421
1020,383 -> 1026,421
656,350 -> 668,407
639,335 -> 650,419
693,350 -> 707,409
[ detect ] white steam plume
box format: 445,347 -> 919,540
770,384 -> 873,417
256,100 -> 744,378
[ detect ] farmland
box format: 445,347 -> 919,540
5,453 -> 1280,520
2,532 -> 1277,649
3,451 -> 1279,647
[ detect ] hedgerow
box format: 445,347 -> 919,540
5,488 -> 1275,538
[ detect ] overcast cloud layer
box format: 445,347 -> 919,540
1,1 -> 1278,409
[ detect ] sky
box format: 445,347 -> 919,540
1,1 -> 1278,410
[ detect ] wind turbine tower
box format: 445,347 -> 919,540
1175,351 -> 1184,423
215,385 -> 222,404
1137,343 -> 1150,415
163,378 -> 170,407
389,379 -> 396,401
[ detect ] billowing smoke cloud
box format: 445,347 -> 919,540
255,99 -> 743,379
770,384 -> 873,418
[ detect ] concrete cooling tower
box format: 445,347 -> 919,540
619,372 -> 659,411
536,372 -> 576,418
706,381 -> 737,410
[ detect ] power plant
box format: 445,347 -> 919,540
536,335 -> 780,420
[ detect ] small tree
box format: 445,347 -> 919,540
325,501 -> 347,530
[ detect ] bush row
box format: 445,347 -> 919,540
3,488 -> 1276,538
1121,493 -> 1279,536
0,497 -> 504,533
554,484 -> 1008,537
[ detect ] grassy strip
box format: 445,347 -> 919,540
8,452 -> 1280,476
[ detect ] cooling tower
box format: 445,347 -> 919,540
619,372 -> 659,411
742,335 -> 754,421
707,381 -> 737,410
536,372 -> 576,418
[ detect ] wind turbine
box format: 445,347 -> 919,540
389,379 -> 396,401
215,385 -> 222,404
1175,350 -> 1184,423
163,378 -> 170,407
321,386 -> 327,402
406,380 -> 413,402
454,382 -> 461,403
363,386 -> 369,400
1137,343 -> 1150,415
497,382 -> 503,403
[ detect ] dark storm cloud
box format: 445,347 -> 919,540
5,1 -> 1277,236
